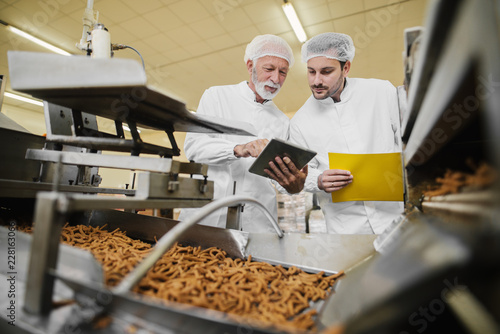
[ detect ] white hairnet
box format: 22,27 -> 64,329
244,34 -> 294,67
301,32 -> 355,63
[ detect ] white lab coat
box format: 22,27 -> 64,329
290,77 -> 404,234
178,81 -> 289,233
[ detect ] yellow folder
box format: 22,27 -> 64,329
328,152 -> 404,203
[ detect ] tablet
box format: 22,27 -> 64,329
248,138 -> 317,178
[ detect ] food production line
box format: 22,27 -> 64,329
0,50 -> 378,333
1,0 -> 500,333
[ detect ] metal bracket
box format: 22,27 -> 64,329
24,192 -> 67,315
226,204 -> 244,231
165,125 -> 180,157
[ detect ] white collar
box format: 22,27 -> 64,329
317,77 -> 351,105
239,81 -> 272,104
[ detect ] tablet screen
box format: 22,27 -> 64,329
248,138 -> 317,178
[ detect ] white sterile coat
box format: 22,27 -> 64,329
290,77 -> 404,234
178,81 -> 289,232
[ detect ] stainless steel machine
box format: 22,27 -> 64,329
1,0 -> 499,333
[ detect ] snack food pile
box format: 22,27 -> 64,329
133,243 -> 343,331
423,160 -> 497,197
19,223 -> 343,331
60,224 -> 152,286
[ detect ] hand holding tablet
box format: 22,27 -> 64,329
249,139 -> 316,177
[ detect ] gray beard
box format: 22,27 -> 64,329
252,67 -> 280,100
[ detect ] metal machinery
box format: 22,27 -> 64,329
1,0 -> 500,333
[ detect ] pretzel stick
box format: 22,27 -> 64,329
31,224 -> 345,332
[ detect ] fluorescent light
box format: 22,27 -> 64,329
123,125 -> 141,133
8,26 -> 71,56
4,92 -> 44,106
282,1 -> 307,43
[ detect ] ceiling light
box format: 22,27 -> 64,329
282,1 -> 307,43
7,26 -> 71,56
4,92 -> 44,106
123,125 -> 141,133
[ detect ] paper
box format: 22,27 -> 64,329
328,152 -> 404,203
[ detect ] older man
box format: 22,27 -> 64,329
179,34 -> 303,233
288,32 -> 404,234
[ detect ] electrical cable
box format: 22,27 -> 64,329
112,44 -> 145,70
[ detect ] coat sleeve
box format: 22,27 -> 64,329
184,89 -> 240,166
289,118 -> 322,193
386,81 -> 403,151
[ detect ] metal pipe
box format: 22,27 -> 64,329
76,0 -> 96,52
113,195 -> 283,295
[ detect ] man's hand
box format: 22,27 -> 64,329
318,169 -> 353,193
233,139 -> 269,158
265,156 -> 307,194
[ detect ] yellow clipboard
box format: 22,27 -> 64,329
328,152 -> 404,203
